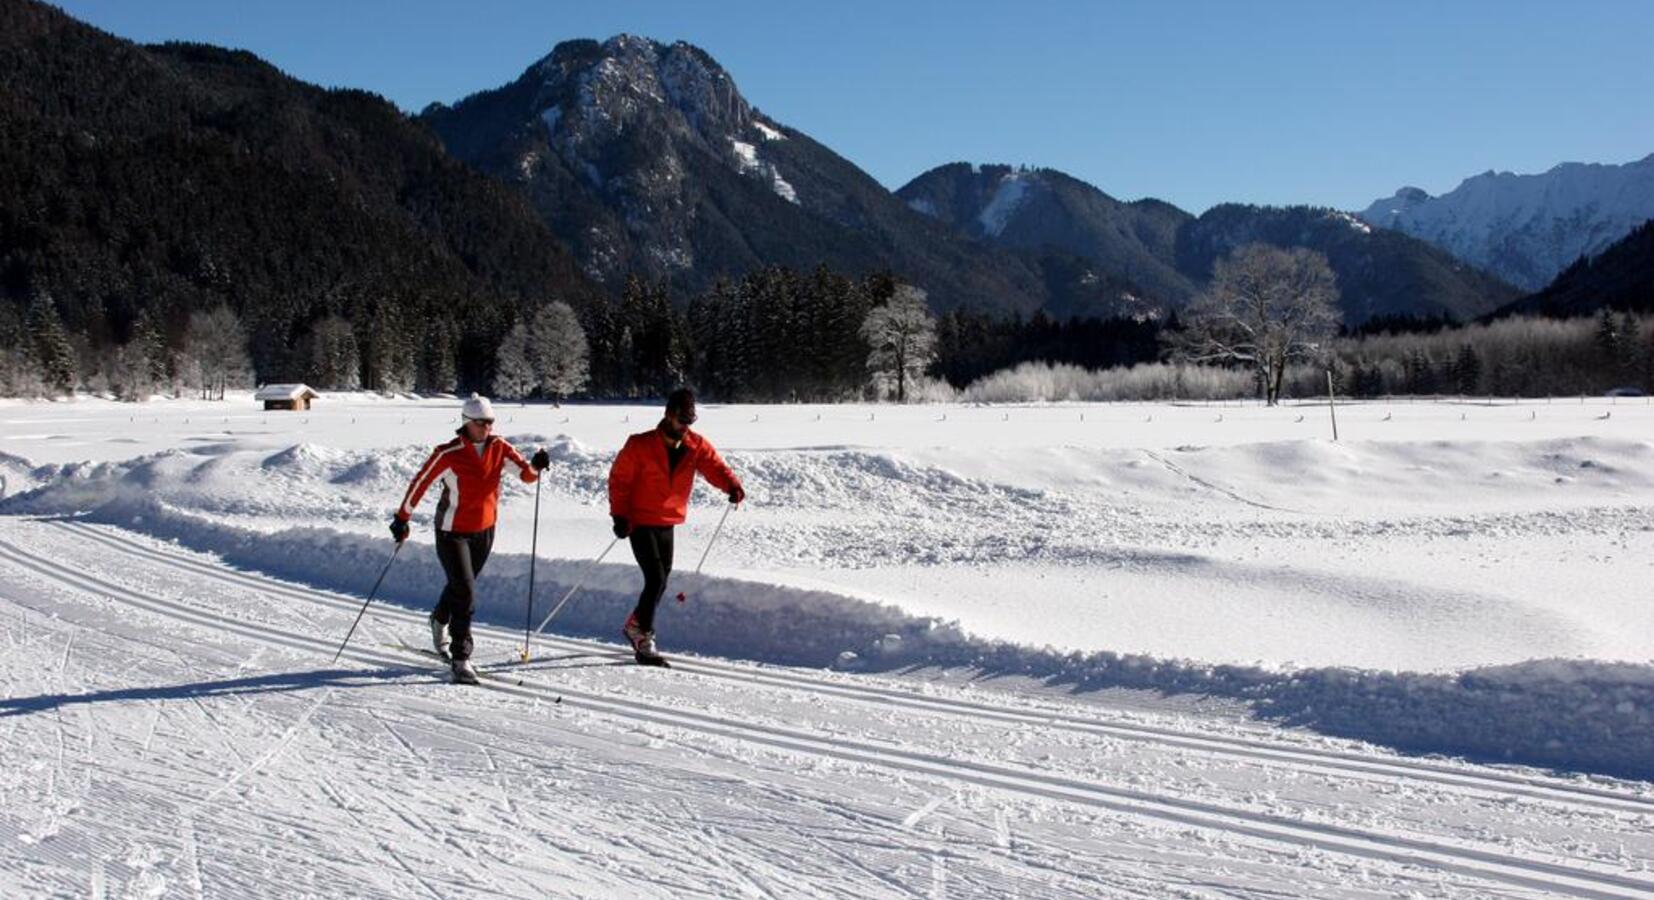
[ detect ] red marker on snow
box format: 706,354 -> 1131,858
676,591 -> 686,604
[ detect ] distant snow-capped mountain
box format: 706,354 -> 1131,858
1359,154 -> 1654,291
900,164 -> 1518,323
422,35 -> 1519,322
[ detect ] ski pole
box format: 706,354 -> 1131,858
677,501 -> 736,605
530,536 -> 620,640
520,474 -> 543,662
332,541 -> 403,663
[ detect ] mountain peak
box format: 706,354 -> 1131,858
1359,154 -> 1654,290
896,161 -> 1199,308
529,35 -> 752,145
422,38 -> 1062,316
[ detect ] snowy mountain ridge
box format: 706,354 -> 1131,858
422,36 -> 1064,316
1359,153 -> 1654,291
899,164 -> 1518,321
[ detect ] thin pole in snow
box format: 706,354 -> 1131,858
332,542 -> 403,663
693,502 -> 736,578
1326,369 -> 1339,442
532,537 -> 621,638
678,502 -> 737,606
520,475 -> 543,662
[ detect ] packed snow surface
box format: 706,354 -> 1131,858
2,393 -> 1652,896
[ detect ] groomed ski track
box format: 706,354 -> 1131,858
43,519 -> 1654,819
2,516 -> 1651,898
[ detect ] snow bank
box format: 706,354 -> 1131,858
0,452 -> 51,500
6,476 -> 1652,779
4,402 -> 1652,780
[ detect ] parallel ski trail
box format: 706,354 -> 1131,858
1,534 -> 1650,899
56,517 -> 1654,819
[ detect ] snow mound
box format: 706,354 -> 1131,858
10,478 -> 1654,779
261,443 -> 349,477
0,451 -> 51,500
5,416 -> 1653,780
329,456 -> 400,488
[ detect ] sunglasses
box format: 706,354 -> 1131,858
466,418 -> 495,426
670,409 -> 697,425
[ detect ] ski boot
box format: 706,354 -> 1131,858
622,613 -> 668,667
430,615 -> 451,661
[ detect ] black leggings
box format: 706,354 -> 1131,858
628,525 -> 675,632
433,528 -> 494,661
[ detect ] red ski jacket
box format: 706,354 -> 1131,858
608,425 -> 739,528
397,432 -> 537,533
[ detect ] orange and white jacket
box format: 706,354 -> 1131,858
397,432 -> 538,533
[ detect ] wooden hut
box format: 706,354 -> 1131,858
254,384 -> 321,411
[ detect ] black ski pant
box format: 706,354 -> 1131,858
433,527 -> 494,661
628,525 -> 675,633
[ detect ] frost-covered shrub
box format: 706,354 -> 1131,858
962,361 -> 1253,403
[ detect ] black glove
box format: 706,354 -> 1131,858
530,449 -> 550,471
611,516 -> 629,539
727,483 -> 745,505
389,516 -> 410,543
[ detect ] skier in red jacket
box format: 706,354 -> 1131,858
392,394 -> 549,684
608,388 -> 743,664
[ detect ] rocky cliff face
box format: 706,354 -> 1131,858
421,36 -> 1058,316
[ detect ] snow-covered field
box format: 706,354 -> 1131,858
2,393 -> 1652,897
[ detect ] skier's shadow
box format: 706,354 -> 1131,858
0,665 -> 415,717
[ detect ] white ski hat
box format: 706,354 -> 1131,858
461,393 -> 495,421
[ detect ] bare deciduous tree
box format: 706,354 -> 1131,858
107,341 -> 159,401
860,284 -> 936,403
492,322 -> 536,400
179,306 -> 252,401
529,301 -> 590,405
1174,244 -> 1340,405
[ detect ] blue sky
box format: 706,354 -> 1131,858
56,0 -> 1654,214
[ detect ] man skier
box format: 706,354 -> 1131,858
608,388 -> 743,665
392,394 -> 549,684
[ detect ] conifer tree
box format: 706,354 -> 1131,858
307,315 -> 361,390
365,302 -> 416,393
27,292 -> 77,395
1451,343 -> 1482,395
